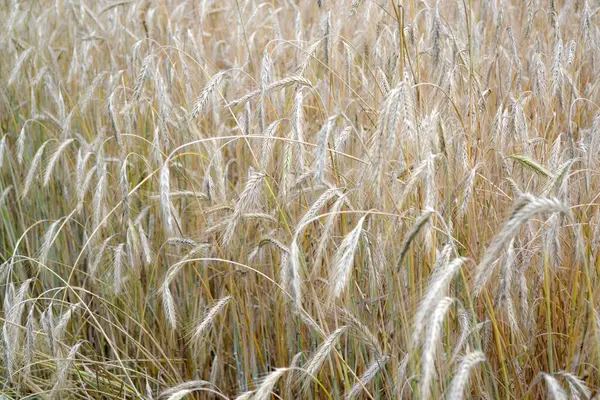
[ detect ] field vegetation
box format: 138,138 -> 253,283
1,0 -> 600,398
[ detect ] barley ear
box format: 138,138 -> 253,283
447,351 -> 486,399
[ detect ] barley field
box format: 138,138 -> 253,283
1,0 -> 600,398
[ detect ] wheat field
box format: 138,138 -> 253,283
1,0 -> 600,398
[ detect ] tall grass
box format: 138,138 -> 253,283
1,0 -> 600,398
